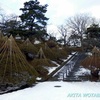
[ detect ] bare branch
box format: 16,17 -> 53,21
57,24 -> 68,45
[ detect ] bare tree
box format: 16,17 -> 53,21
58,24 -> 68,45
68,30 -> 81,46
66,13 -> 92,50
47,30 -> 57,41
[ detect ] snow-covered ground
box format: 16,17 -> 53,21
46,52 -> 76,75
74,66 -> 91,76
0,52 -> 98,100
0,81 -> 100,100
63,52 -> 76,62
44,61 -> 60,75
47,67 -> 58,74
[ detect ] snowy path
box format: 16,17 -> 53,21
68,53 -> 87,76
52,53 -> 87,81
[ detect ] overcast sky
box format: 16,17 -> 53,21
0,0 -> 100,35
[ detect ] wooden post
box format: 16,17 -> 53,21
66,70 -> 68,78
63,73 -> 64,81
98,71 -> 100,81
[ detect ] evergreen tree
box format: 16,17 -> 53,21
0,15 -> 22,36
87,24 -> 100,38
2,19 -> 21,36
19,0 -> 49,38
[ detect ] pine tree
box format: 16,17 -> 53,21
19,0 -> 49,38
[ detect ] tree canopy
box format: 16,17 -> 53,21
86,24 -> 100,38
19,0 -> 49,37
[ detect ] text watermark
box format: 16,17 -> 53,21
67,93 -> 100,98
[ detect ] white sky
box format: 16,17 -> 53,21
0,0 -> 100,36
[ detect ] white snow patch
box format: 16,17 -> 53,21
0,81 -> 100,100
34,40 -> 41,44
47,67 -> 58,74
51,61 -> 60,67
75,67 -> 91,76
36,77 -> 42,81
66,52 -> 77,62
85,52 -> 92,56
71,52 -> 76,55
43,61 -> 60,75
61,52 -> 77,62
67,55 -> 72,60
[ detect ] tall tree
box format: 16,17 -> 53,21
19,0 -> 49,38
66,13 -> 92,50
85,24 -> 100,48
58,24 -> 68,46
0,15 -> 21,36
68,31 -> 81,47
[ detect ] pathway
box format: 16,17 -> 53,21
51,52 -> 88,81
